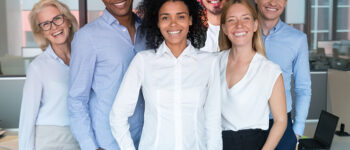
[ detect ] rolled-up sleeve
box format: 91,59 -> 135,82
68,29 -> 98,150
110,53 -> 144,150
205,57 -> 222,150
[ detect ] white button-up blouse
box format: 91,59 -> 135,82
110,41 -> 222,150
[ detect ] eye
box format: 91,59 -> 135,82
226,18 -> 236,23
42,22 -> 51,27
243,16 -> 251,21
53,16 -> 61,21
178,15 -> 186,19
161,16 -> 168,21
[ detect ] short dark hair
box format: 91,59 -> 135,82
137,0 -> 207,49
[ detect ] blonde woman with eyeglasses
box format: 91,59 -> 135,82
18,0 -> 78,150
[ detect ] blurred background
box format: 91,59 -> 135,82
0,0 -> 349,141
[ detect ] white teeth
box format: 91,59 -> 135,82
114,1 -> 126,6
53,31 -> 63,37
234,32 -> 247,37
209,0 -> 220,4
168,31 -> 180,34
266,8 -> 277,11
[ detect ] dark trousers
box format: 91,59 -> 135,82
267,113 -> 297,150
222,129 -> 267,150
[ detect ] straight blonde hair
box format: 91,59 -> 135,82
29,0 -> 78,50
218,0 -> 265,56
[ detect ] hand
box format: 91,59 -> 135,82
97,148 -> 104,150
295,134 -> 300,141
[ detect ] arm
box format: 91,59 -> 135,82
292,34 -> 312,136
18,65 -> 42,150
205,57 -> 222,150
263,75 -> 287,150
110,54 -> 144,150
67,29 -> 99,149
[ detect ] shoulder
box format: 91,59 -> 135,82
280,22 -> 307,39
256,53 -> 281,72
74,17 -> 104,37
134,49 -> 157,60
26,52 -> 50,75
195,49 -> 220,62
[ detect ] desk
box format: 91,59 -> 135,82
0,131 -> 18,150
331,135 -> 350,150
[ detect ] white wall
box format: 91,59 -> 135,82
6,0 -> 22,56
285,0 -> 305,24
0,0 -> 8,57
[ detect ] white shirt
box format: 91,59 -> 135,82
219,50 -> 281,131
201,23 -> 220,53
110,41 -> 222,150
19,45 -> 70,150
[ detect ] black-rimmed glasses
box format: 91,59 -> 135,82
38,14 -> 65,31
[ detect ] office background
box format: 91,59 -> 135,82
0,0 -> 349,135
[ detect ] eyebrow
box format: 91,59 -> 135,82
226,13 -> 251,18
159,12 -> 188,16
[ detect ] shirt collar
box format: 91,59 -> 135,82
45,45 -> 67,66
102,9 -> 142,26
268,19 -> 284,35
156,40 -> 196,57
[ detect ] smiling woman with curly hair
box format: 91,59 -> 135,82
109,0 -> 222,150
137,0 -> 207,49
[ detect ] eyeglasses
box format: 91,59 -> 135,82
38,14 -> 65,31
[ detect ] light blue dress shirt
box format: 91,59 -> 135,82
68,9 -> 146,150
262,20 -> 312,136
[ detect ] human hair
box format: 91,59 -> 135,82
29,0 -> 78,50
218,0 -> 265,56
137,0 -> 207,49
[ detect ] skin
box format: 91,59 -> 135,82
102,0 -> 136,43
222,4 -> 287,150
37,5 -> 71,65
157,1 -> 192,58
255,0 -> 300,141
201,0 -> 227,25
255,0 -> 287,36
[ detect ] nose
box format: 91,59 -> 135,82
269,0 -> 277,6
170,18 -> 176,27
235,20 -> 243,28
51,22 -> 58,30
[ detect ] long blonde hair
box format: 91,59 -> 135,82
218,0 -> 265,56
29,0 -> 78,50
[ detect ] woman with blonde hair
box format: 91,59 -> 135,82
218,0 -> 287,149
18,0 -> 79,149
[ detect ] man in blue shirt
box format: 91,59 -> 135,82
68,0 -> 145,149
255,0 -> 311,149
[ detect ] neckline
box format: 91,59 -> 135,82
224,50 -> 257,90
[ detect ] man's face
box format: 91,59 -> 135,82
255,0 -> 287,21
201,0 -> 228,16
102,0 -> 133,18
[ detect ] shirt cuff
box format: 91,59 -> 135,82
293,121 -> 305,136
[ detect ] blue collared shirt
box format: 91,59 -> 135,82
68,9 -> 146,150
262,20 -> 311,136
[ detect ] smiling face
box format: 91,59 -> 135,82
255,0 -> 287,22
37,5 -> 71,47
222,3 -> 258,48
102,0 -> 133,19
202,0 -> 227,15
157,1 -> 192,49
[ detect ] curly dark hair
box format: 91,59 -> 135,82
137,0 -> 207,49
